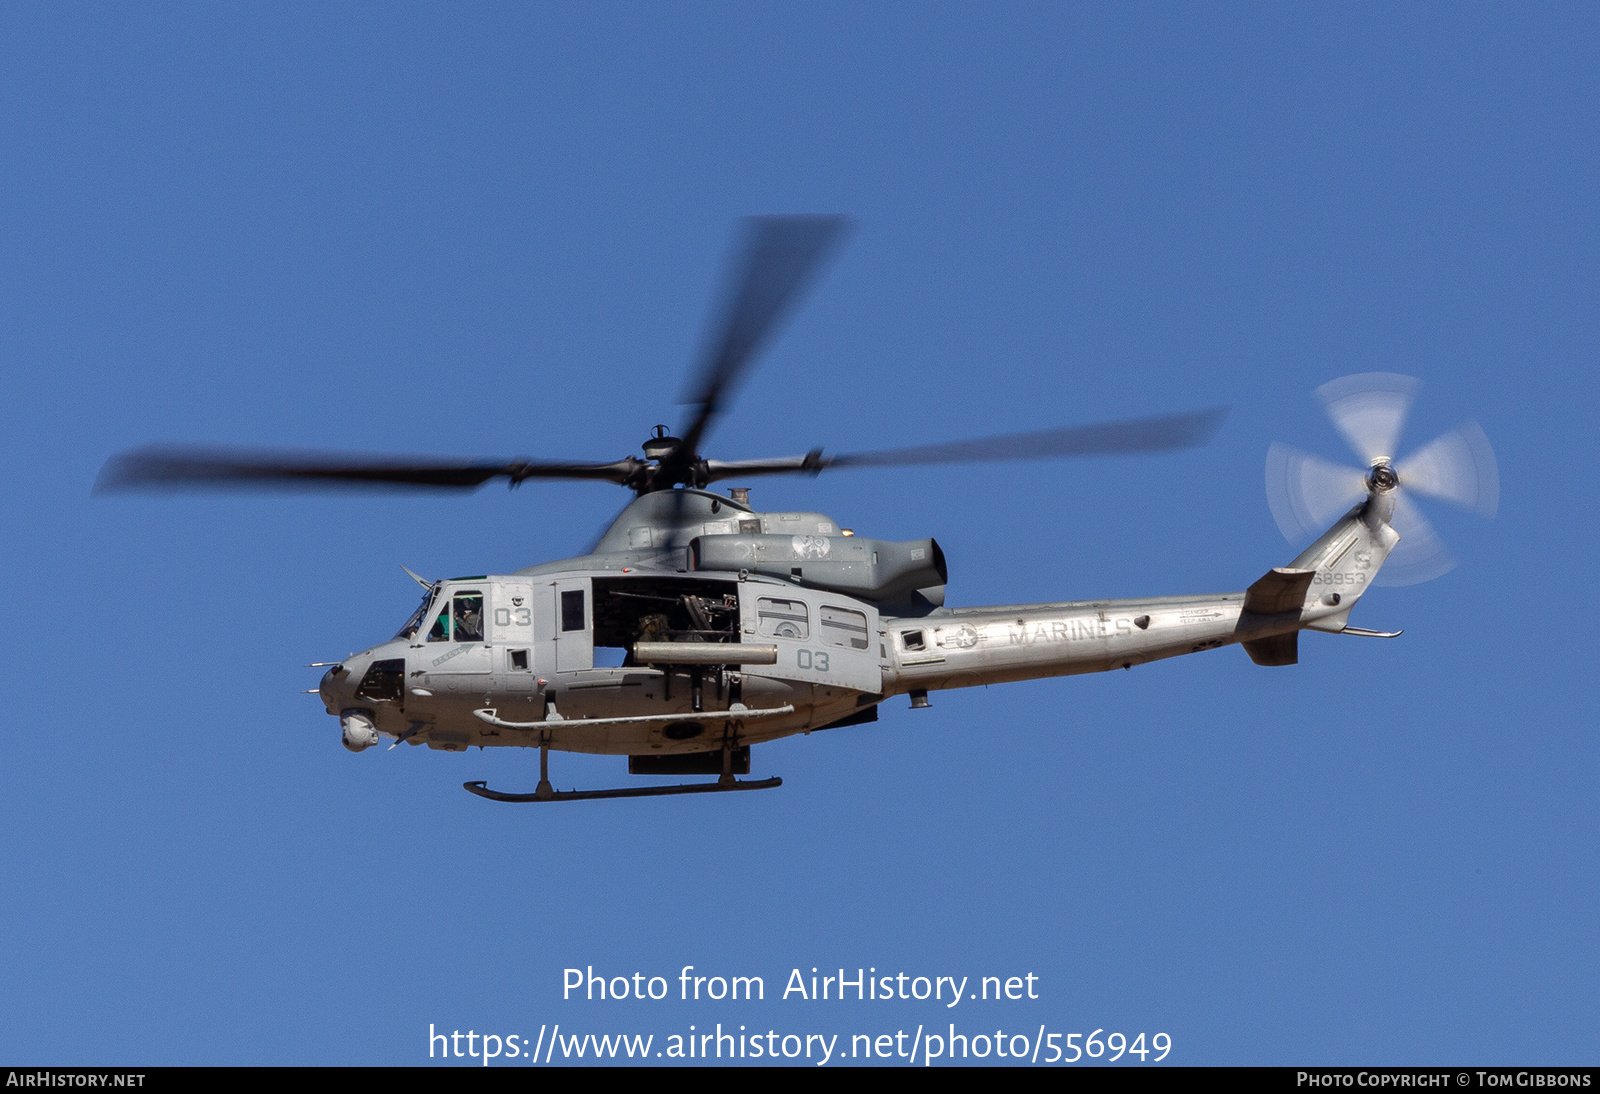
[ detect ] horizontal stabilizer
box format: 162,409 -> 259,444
1242,632 -> 1298,666
1244,567 -> 1315,615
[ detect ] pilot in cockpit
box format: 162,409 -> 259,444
453,596 -> 484,643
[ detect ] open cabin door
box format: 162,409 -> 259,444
739,585 -> 881,694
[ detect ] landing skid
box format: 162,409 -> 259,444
462,740 -> 781,803
463,776 -> 783,803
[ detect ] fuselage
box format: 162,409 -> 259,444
320,487 -> 1383,758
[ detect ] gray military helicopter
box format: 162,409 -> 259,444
98,217 -> 1497,802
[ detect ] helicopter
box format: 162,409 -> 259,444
97,216 -> 1498,802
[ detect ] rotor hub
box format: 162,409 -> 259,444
641,429 -> 681,461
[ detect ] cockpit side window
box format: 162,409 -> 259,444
452,592 -> 485,643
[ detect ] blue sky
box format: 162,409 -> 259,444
2,3 -> 1596,1065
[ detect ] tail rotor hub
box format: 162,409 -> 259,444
1367,462 -> 1399,493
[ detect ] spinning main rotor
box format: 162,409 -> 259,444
97,216 -> 1227,498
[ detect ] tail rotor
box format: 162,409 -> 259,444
1265,373 -> 1499,586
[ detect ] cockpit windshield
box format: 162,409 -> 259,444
396,587 -> 437,640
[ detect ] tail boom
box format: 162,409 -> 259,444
880,491 -> 1398,694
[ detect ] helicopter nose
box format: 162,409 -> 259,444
319,663 -> 352,712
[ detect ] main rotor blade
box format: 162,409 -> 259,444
702,407 -> 1229,483
829,407 -> 1229,469
702,454 -> 824,481
94,445 -> 637,492
677,215 -> 852,459
1316,372 -> 1420,467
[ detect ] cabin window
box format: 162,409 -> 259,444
757,596 -> 809,640
820,606 -> 870,650
560,589 -> 586,632
509,649 -> 529,671
452,592 -> 485,643
900,629 -> 925,652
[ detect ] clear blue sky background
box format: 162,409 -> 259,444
2,3 -> 1595,1066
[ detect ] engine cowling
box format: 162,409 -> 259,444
689,533 -> 946,603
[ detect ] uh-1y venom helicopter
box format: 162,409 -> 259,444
98,216 -> 1499,803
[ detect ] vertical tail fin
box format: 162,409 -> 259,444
1240,490 -> 1400,665
1293,490 -> 1400,631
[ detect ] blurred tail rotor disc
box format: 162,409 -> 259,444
1266,374 -> 1498,587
